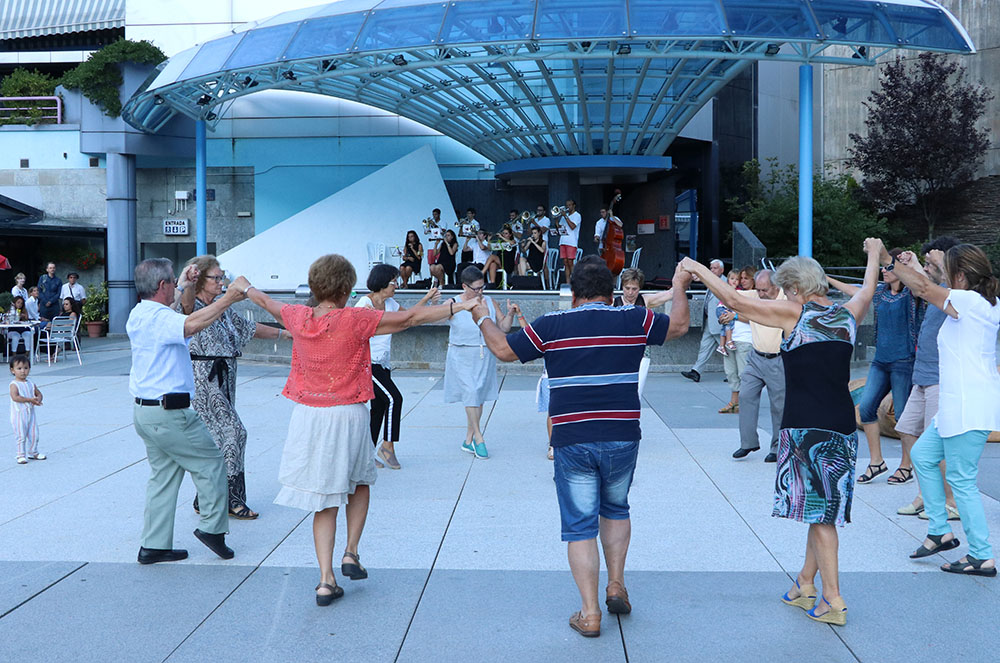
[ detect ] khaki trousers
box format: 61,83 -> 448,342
133,404 -> 228,549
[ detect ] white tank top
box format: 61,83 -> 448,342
448,296 -> 495,346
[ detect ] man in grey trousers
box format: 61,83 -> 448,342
682,258 -> 725,382
127,258 -> 251,564
733,269 -> 785,462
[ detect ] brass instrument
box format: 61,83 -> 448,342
520,210 -> 532,222
421,216 -> 439,234
551,205 -> 567,217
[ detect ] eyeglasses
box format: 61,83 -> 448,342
465,284 -> 485,293
206,275 -> 226,283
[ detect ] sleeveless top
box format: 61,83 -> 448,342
448,296 -> 496,346
437,241 -> 457,273
780,302 -> 857,435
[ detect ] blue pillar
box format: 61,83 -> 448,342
798,64 -> 813,258
195,119 -> 207,255
106,153 -> 137,334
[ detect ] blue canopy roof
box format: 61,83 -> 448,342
123,0 -> 974,163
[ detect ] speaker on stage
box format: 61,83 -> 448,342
509,274 -> 544,290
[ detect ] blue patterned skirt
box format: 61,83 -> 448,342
772,428 -> 858,526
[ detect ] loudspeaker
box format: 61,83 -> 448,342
509,274 -> 544,290
412,278 -> 433,289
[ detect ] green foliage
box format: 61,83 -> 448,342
727,159 -> 896,267
0,293 -> 11,312
81,282 -> 109,323
0,68 -> 59,125
60,39 -> 166,118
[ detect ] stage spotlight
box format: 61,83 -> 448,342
321,59 -> 336,71
764,43 -> 781,56
392,54 -> 407,66
153,95 -> 165,105
206,111 -> 217,121
282,70 -> 297,81
242,76 -> 259,88
616,43 -> 631,55
196,94 -> 212,106
852,46 -> 868,59
581,41 -> 592,49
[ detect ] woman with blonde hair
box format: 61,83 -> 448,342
244,254 -> 478,604
889,244 -> 999,577
180,254 -> 288,519
681,239 -> 883,626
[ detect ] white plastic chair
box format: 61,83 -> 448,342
617,247 -> 643,289
546,248 -> 560,289
555,247 -> 583,287
37,316 -> 81,365
366,242 -> 386,274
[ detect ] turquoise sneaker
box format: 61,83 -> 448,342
473,441 -> 489,459
461,440 -> 475,455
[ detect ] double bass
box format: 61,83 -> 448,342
602,190 -> 625,275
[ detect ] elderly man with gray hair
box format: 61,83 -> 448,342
682,258 -> 726,382
127,258 -> 251,564
733,269 -> 786,462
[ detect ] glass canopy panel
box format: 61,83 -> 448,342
355,3 -> 448,51
180,33 -> 245,79
534,0 -> 627,39
628,0 -> 727,38
223,23 -> 300,69
810,2 -> 894,45
283,12 -> 368,59
881,3 -> 967,50
439,0 -> 536,43
721,0 -> 818,39
252,4 -> 334,30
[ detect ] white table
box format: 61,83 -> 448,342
0,320 -> 41,361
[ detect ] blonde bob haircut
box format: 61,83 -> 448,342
185,254 -> 221,294
309,254 -> 357,303
774,256 -> 828,297
620,267 -> 645,288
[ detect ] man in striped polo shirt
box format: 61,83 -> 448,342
473,255 -> 691,638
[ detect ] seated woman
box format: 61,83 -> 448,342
518,225 -> 547,285
60,297 -> 79,320
483,225 -> 517,288
6,295 -> 34,356
430,229 -> 459,288
399,230 -> 423,287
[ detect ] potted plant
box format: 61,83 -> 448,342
81,282 -> 109,337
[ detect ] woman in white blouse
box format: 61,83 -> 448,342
890,244 -> 998,577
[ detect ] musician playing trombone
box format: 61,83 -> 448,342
554,200 -> 581,285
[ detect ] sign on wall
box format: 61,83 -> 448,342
163,218 -> 189,236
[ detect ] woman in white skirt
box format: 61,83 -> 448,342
246,254 -> 478,605
445,266 -> 516,459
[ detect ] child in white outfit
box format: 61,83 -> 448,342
10,355 -> 44,464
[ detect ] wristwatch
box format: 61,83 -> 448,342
476,316 -> 488,327
884,256 -> 896,272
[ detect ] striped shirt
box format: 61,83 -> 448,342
507,302 -> 670,447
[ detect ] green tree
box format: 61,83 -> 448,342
0,68 -> 58,125
848,53 -> 993,239
728,159 -> 893,266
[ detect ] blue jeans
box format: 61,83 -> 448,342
858,359 -> 913,424
912,424 -> 993,560
553,441 -> 638,541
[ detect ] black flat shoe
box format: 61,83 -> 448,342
194,529 -> 234,559
941,556 -> 997,577
910,533 -> 960,559
341,551 -> 368,580
137,547 -> 188,565
733,447 -> 759,459
764,453 -> 777,463
315,582 -> 344,606
681,370 -> 700,383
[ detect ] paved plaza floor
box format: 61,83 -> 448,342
2,338 -> 999,663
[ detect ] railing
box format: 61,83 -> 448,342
0,96 -> 62,125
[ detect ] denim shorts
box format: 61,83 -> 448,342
553,441 -> 639,541
536,374 -> 549,413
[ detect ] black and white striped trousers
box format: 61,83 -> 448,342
370,364 -> 402,445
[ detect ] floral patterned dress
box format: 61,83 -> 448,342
773,302 -> 859,527
190,299 -> 256,477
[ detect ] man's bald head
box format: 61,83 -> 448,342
755,269 -> 779,300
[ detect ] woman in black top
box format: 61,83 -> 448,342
431,229 -> 459,287
518,226 -> 547,282
399,230 -> 423,286
484,225 -> 517,288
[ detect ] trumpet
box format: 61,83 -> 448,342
520,210 -> 532,222
551,205 -> 567,217
421,216 -> 438,233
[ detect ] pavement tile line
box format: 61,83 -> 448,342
161,512 -> 310,663
645,404 -> 864,662
0,562 -> 88,620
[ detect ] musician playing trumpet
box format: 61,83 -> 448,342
594,207 -> 623,252
555,200 -> 581,284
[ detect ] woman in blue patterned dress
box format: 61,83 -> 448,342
681,238 -> 882,627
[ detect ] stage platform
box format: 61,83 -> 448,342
234,290 -> 874,372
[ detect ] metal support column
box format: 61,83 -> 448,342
195,119 -> 207,255
798,64 -> 813,258
106,153 -> 137,334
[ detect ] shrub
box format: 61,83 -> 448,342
0,68 -> 59,125
61,39 -> 166,118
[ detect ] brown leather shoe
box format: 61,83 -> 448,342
569,611 -> 601,637
606,581 -> 631,614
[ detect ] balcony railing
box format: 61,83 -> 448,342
0,96 -> 62,125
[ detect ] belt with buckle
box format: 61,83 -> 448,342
134,393 -> 191,410
754,349 -> 780,359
